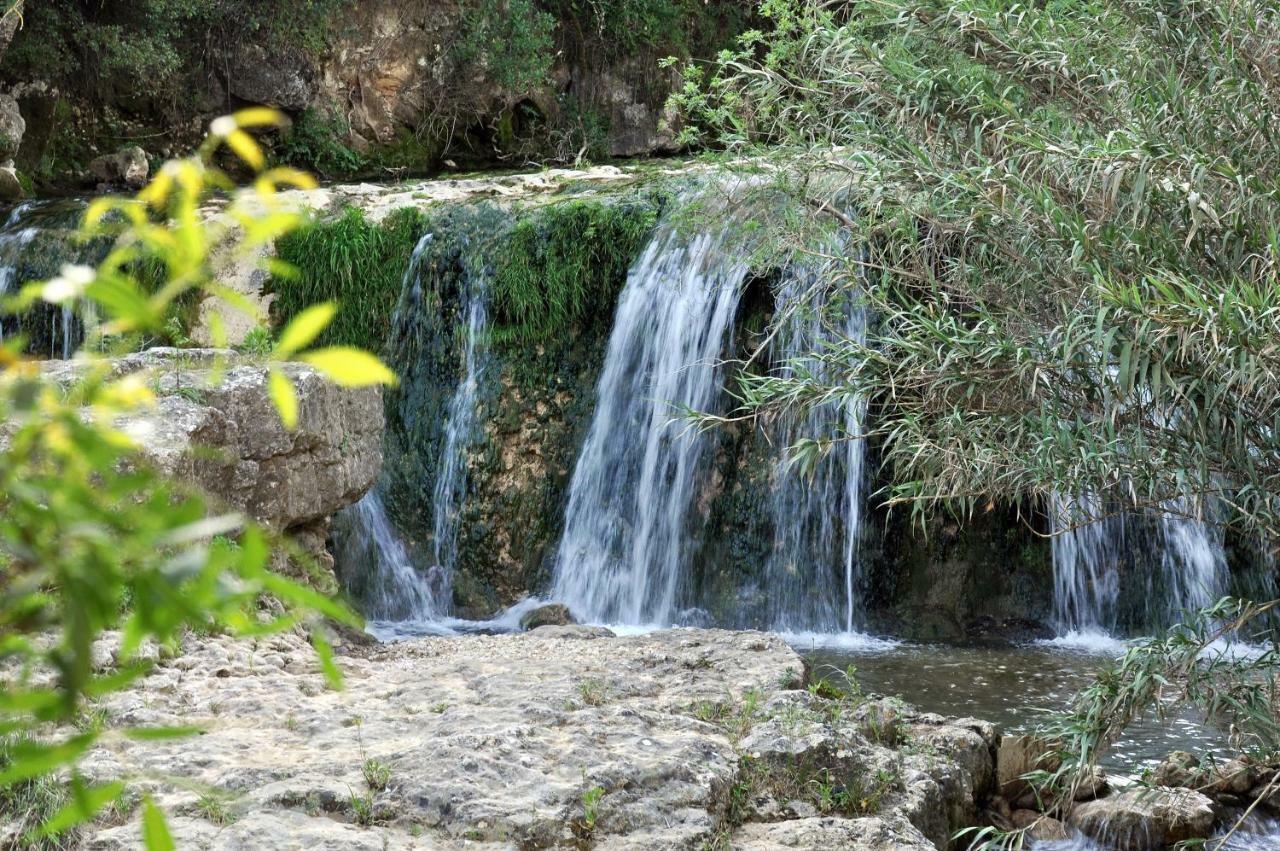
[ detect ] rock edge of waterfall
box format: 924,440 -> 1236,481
44,627 -> 1233,851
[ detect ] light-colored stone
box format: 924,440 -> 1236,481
0,91 -> 24,160
1068,787 -> 1216,851
88,145 -> 149,188
731,815 -> 936,850
997,734 -> 1059,801
77,629 -> 795,850
41,349 -> 383,533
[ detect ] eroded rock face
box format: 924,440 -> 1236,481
1068,786 -> 1216,851
41,348 -> 382,534
72,629 -> 995,851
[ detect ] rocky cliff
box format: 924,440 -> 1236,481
0,0 -> 747,194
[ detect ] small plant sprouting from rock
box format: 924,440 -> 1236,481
429,702 -> 448,714
362,758 -> 392,792
577,679 -> 608,707
348,788 -> 376,826
194,791 -> 236,826
581,784 -> 604,830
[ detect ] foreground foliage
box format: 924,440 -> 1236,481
0,109 -> 394,846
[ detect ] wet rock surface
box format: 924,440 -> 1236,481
73,629 -> 998,850
1068,786 -> 1216,851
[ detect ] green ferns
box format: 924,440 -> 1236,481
491,199 -> 656,345
269,207 -> 430,351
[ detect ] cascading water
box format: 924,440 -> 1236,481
1050,492 -> 1228,639
428,260 -> 489,596
1050,492 -> 1124,637
762,261 -> 868,634
551,214 -> 749,626
335,232 -> 492,627
340,490 -> 448,621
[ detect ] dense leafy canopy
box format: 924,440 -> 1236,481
673,0 -> 1280,540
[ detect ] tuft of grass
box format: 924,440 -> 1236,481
362,758 -> 391,792
0,736 -> 75,850
269,206 -> 430,352
577,679 -> 609,707
193,791 -> 236,826
490,199 -> 657,346
348,788 -> 376,826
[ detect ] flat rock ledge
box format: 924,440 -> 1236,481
74,628 -> 996,850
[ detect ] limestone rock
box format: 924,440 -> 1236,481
997,734 -> 1059,801
225,42 -> 316,111
1068,787 -> 1216,851
1010,808 -> 1069,841
41,349 -> 383,533
88,145 -> 149,188
0,163 -> 21,200
520,602 -> 574,630
0,91 -> 24,160
1153,750 -> 1199,788
731,815 -> 936,850
77,629 -> 797,850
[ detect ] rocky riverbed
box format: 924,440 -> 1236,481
68,627 -> 998,850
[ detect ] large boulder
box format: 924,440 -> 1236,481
1068,787 -> 1216,851
997,734 -> 1059,803
88,145 -> 149,188
42,348 -> 383,533
0,91 -> 24,161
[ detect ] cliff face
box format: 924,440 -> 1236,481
0,0 -> 746,192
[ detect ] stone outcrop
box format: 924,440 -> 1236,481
87,145 -> 149,188
71,628 -> 996,851
41,348 -> 382,582
1068,786 -> 1216,851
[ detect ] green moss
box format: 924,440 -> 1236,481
268,206 -> 430,351
491,199 -> 657,346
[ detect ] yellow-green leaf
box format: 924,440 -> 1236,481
299,347 -> 398,388
142,799 -> 175,851
275,302 -> 337,357
268,369 -> 299,430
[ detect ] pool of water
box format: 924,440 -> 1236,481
800,638 -> 1228,773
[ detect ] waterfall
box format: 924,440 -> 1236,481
0,220 -> 37,342
1050,492 -> 1124,636
763,260 -> 867,634
1156,501 -> 1227,621
429,261 -> 489,590
335,232 -> 492,626
1050,492 -> 1227,638
551,218 -> 748,626
340,491 -> 448,621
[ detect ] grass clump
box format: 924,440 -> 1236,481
362,758 -> 391,792
490,199 -> 656,346
270,206 -> 430,352
0,737 -> 75,850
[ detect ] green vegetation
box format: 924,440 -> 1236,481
361,758 -> 392,792
492,199 -> 656,345
270,207 -> 431,351
278,110 -> 367,179
457,0 -> 556,93
193,791 -> 236,826
0,110 -> 395,846
3,1 -> 346,89
0,736 -> 75,850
